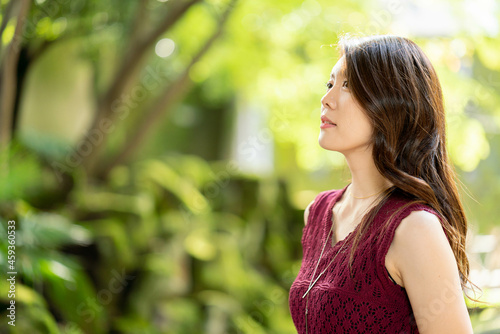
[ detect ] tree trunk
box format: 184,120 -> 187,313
0,0 -> 31,150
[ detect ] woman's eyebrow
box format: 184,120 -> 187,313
330,70 -> 345,80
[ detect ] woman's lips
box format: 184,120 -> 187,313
320,115 -> 336,128
320,122 -> 336,129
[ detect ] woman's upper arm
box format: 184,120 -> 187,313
304,200 -> 314,226
391,210 -> 473,334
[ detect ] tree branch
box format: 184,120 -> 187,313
137,0 -> 202,56
98,0 -> 203,123
0,0 -> 31,150
0,0 -> 16,45
128,0 -> 149,47
81,0 -> 203,175
99,0 -> 238,177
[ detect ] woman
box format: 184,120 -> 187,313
289,35 -> 475,333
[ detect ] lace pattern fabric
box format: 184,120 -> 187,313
289,187 -> 437,333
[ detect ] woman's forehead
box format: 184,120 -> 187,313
330,56 -> 346,79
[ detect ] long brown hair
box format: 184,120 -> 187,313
338,35 -> 475,295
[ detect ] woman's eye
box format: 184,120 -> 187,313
325,82 -> 333,90
342,80 -> 348,88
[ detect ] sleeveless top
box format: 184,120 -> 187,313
289,186 -> 439,333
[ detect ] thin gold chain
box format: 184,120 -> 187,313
352,187 -> 388,199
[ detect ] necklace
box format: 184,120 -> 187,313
302,186 -> 382,334
303,230 -> 348,334
352,187 -> 388,199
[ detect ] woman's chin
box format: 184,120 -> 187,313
318,140 -> 339,152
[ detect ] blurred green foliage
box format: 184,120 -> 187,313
1,0 -> 500,333
1,151 -> 304,333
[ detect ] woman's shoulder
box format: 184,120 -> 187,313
381,192 -> 449,261
375,190 -> 444,251
388,209 -> 455,288
395,209 -> 444,242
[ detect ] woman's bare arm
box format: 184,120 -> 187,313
389,210 -> 473,333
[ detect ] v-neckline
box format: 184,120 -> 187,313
325,184 -> 360,246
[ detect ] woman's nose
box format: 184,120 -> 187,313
321,90 -> 336,110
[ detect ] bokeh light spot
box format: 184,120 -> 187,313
155,38 -> 175,58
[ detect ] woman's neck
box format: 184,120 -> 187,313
344,148 -> 392,200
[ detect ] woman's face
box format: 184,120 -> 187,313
318,56 -> 373,155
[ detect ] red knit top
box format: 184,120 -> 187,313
289,186 -> 438,333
